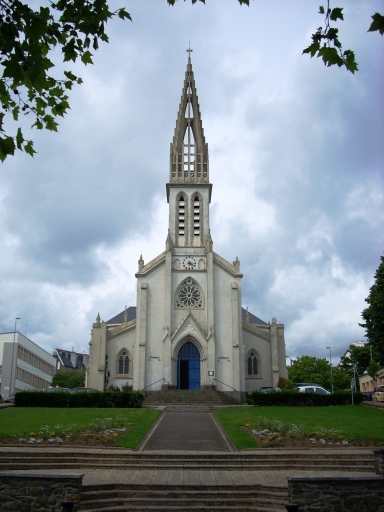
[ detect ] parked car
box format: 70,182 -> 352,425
4,393 -> 16,403
43,387 -> 73,393
259,387 -> 282,393
362,391 -> 373,401
296,385 -> 330,395
290,383 -> 320,389
71,387 -> 99,393
372,385 -> 384,402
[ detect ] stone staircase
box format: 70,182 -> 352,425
143,389 -> 240,406
0,448 -> 375,473
79,483 -> 288,512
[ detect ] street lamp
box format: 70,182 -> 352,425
9,318 -> 20,395
326,346 -> 333,393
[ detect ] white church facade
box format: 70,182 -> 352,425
86,55 -> 288,397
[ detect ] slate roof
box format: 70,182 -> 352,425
241,307 -> 268,325
53,348 -> 88,369
106,307 -> 137,324
106,306 -> 266,326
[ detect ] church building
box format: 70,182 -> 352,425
86,54 -> 288,396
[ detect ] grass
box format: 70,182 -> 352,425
0,408 -> 162,449
213,406 -> 384,450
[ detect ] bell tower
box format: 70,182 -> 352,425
167,48 -> 212,248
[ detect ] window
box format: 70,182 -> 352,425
178,195 -> 185,236
116,349 -> 132,377
193,195 -> 200,235
247,351 -> 258,376
176,277 -> 203,309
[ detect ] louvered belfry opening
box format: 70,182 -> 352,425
193,195 -> 200,236
178,195 -> 185,236
170,53 -> 209,184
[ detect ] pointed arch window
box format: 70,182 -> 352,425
183,118 -> 195,176
193,195 -> 200,235
178,195 -> 185,236
247,351 -> 258,376
184,100 -> 194,119
116,348 -> 132,377
176,277 -> 203,309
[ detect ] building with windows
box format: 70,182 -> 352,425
53,348 -> 89,372
86,54 -> 288,396
0,332 -> 56,397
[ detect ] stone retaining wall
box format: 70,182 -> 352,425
287,475 -> 384,512
374,448 -> 384,475
0,472 -> 83,512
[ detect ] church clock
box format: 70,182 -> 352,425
182,257 -> 197,270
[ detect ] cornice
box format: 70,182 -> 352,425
135,252 -> 166,277
107,319 -> 136,340
166,183 -> 212,203
213,252 -> 243,278
242,321 -> 270,342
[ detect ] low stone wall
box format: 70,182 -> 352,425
0,472 -> 83,512
287,475 -> 384,512
374,448 -> 384,475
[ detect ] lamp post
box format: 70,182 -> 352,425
326,346 -> 333,393
9,317 -> 20,395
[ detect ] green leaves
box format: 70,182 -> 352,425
368,13 -> 384,35
0,0 -> 131,161
303,4 -> 358,74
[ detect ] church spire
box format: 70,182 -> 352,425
169,48 -> 209,184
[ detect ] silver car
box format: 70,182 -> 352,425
296,385 -> 330,395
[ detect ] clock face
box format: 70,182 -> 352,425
182,257 -> 197,270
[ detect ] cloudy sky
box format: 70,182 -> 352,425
1,0 -> 383,366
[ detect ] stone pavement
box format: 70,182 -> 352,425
4,465 -> 374,488
142,412 -> 231,451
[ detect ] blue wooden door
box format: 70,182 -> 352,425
178,342 -> 200,390
188,359 -> 200,390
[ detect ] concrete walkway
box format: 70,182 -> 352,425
142,412 -> 231,451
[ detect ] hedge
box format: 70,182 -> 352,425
250,390 -> 364,406
14,390 -> 145,408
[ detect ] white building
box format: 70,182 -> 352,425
86,55 -> 288,397
0,332 -> 56,396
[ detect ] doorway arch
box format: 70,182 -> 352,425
177,341 -> 201,390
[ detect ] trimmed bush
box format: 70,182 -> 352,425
14,390 -> 145,408
250,390 -> 364,406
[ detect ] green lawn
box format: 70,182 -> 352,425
213,406 -> 384,450
0,408 -> 162,449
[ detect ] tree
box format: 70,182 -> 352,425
277,377 -> 293,390
332,368 -> 351,391
340,343 -> 374,377
52,369 -> 85,388
288,355 -> 332,391
360,256 -> 384,365
2,1 -> 383,161
367,361 -> 381,389
0,0 -> 130,161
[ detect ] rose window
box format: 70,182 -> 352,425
176,278 -> 202,308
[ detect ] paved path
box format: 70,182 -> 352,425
142,412 -> 231,451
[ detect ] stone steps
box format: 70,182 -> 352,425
143,390 -> 240,406
79,484 -> 287,512
0,449 -> 375,473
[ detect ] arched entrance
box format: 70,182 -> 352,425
177,341 -> 200,390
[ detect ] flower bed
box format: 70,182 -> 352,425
0,417 -> 133,447
243,417 -> 378,448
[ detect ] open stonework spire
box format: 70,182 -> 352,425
169,49 -> 209,184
